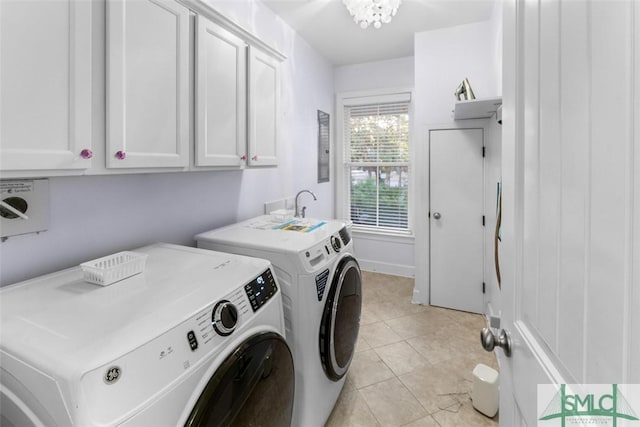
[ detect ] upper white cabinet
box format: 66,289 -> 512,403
0,0 -> 92,175
107,0 -> 190,169
195,16 -> 247,168
247,46 -> 281,167
1,0 -> 284,177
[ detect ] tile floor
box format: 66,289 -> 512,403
326,272 -> 500,427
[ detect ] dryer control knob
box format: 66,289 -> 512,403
331,236 -> 342,253
212,300 -> 238,336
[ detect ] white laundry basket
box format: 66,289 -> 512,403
81,251 -> 147,286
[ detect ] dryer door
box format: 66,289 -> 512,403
184,332 -> 294,427
319,255 -> 362,381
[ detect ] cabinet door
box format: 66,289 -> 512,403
0,0 -> 92,173
247,46 -> 280,167
195,16 -> 246,167
107,0 -> 189,169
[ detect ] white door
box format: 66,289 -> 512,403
195,15 -> 247,168
0,0 -> 92,174
247,46 -> 280,167
498,0 -> 640,425
107,0 -> 189,169
429,128 -> 484,313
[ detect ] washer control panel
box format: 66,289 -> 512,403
299,231 -> 352,272
244,268 -> 278,312
195,288 -> 250,347
211,300 -> 239,336
330,235 -> 342,252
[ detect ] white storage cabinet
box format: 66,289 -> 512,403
247,46 -> 281,167
195,16 -> 247,168
0,0 -> 92,175
106,0 -> 190,169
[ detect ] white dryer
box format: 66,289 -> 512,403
0,243 -> 294,427
196,216 -> 362,427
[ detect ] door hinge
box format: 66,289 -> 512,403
483,282 -> 486,294
482,146 -> 486,157
482,215 -> 485,226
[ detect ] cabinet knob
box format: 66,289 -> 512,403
80,149 -> 93,159
240,155 -> 247,161
115,151 -> 126,160
252,155 -> 258,161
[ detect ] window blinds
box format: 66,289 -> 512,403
344,101 -> 410,230
345,102 -> 409,163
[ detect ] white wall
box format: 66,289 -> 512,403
412,17 -> 502,305
489,0 -> 503,97
334,56 -> 414,93
414,20 -> 499,125
334,57 -> 415,277
0,0 -> 334,286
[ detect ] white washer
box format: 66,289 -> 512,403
196,216 -> 362,427
0,243 -> 294,427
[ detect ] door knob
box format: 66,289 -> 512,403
433,212 -> 441,220
480,327 -> 512,357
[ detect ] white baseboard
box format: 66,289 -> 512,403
358,259 -> 414,278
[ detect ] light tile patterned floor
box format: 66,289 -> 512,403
326,272 -> 499,427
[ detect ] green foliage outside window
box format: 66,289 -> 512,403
346,102 -> 410,230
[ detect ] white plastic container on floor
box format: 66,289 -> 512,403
471,363 -> 499,417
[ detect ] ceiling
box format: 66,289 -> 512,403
260,0 -> 497,66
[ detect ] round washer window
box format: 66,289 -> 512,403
319,256 -> 362,381
184,332 -> 294,427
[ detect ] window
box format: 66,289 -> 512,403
339,92 -> 411,233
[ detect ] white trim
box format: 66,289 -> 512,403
335,87 -> 415,230
352,228 -> 414,241
337,87 -> 413,104
341,92 -> 411,106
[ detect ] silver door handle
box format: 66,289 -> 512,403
480,327 -> 512,357
432,212 -> 441,220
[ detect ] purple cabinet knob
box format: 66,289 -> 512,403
80,149 -> 93,159
252,155 -> 258,161
115,150 -> 126,160
240,155 -> 247,161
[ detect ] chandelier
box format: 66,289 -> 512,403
342,0 -> 402,29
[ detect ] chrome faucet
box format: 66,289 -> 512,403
294,190 -> 317,218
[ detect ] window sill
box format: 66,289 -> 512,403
351,227 -> 415,243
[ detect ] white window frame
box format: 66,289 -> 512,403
335,88 -> 414,236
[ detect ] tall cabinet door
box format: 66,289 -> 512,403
0,0 -> 92,173
247,46 -> 280,167
195,16 -> 246,168
107,0 -> 189,169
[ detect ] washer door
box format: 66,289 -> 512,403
319,255 -> 362,381
184,332 -> 294,427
